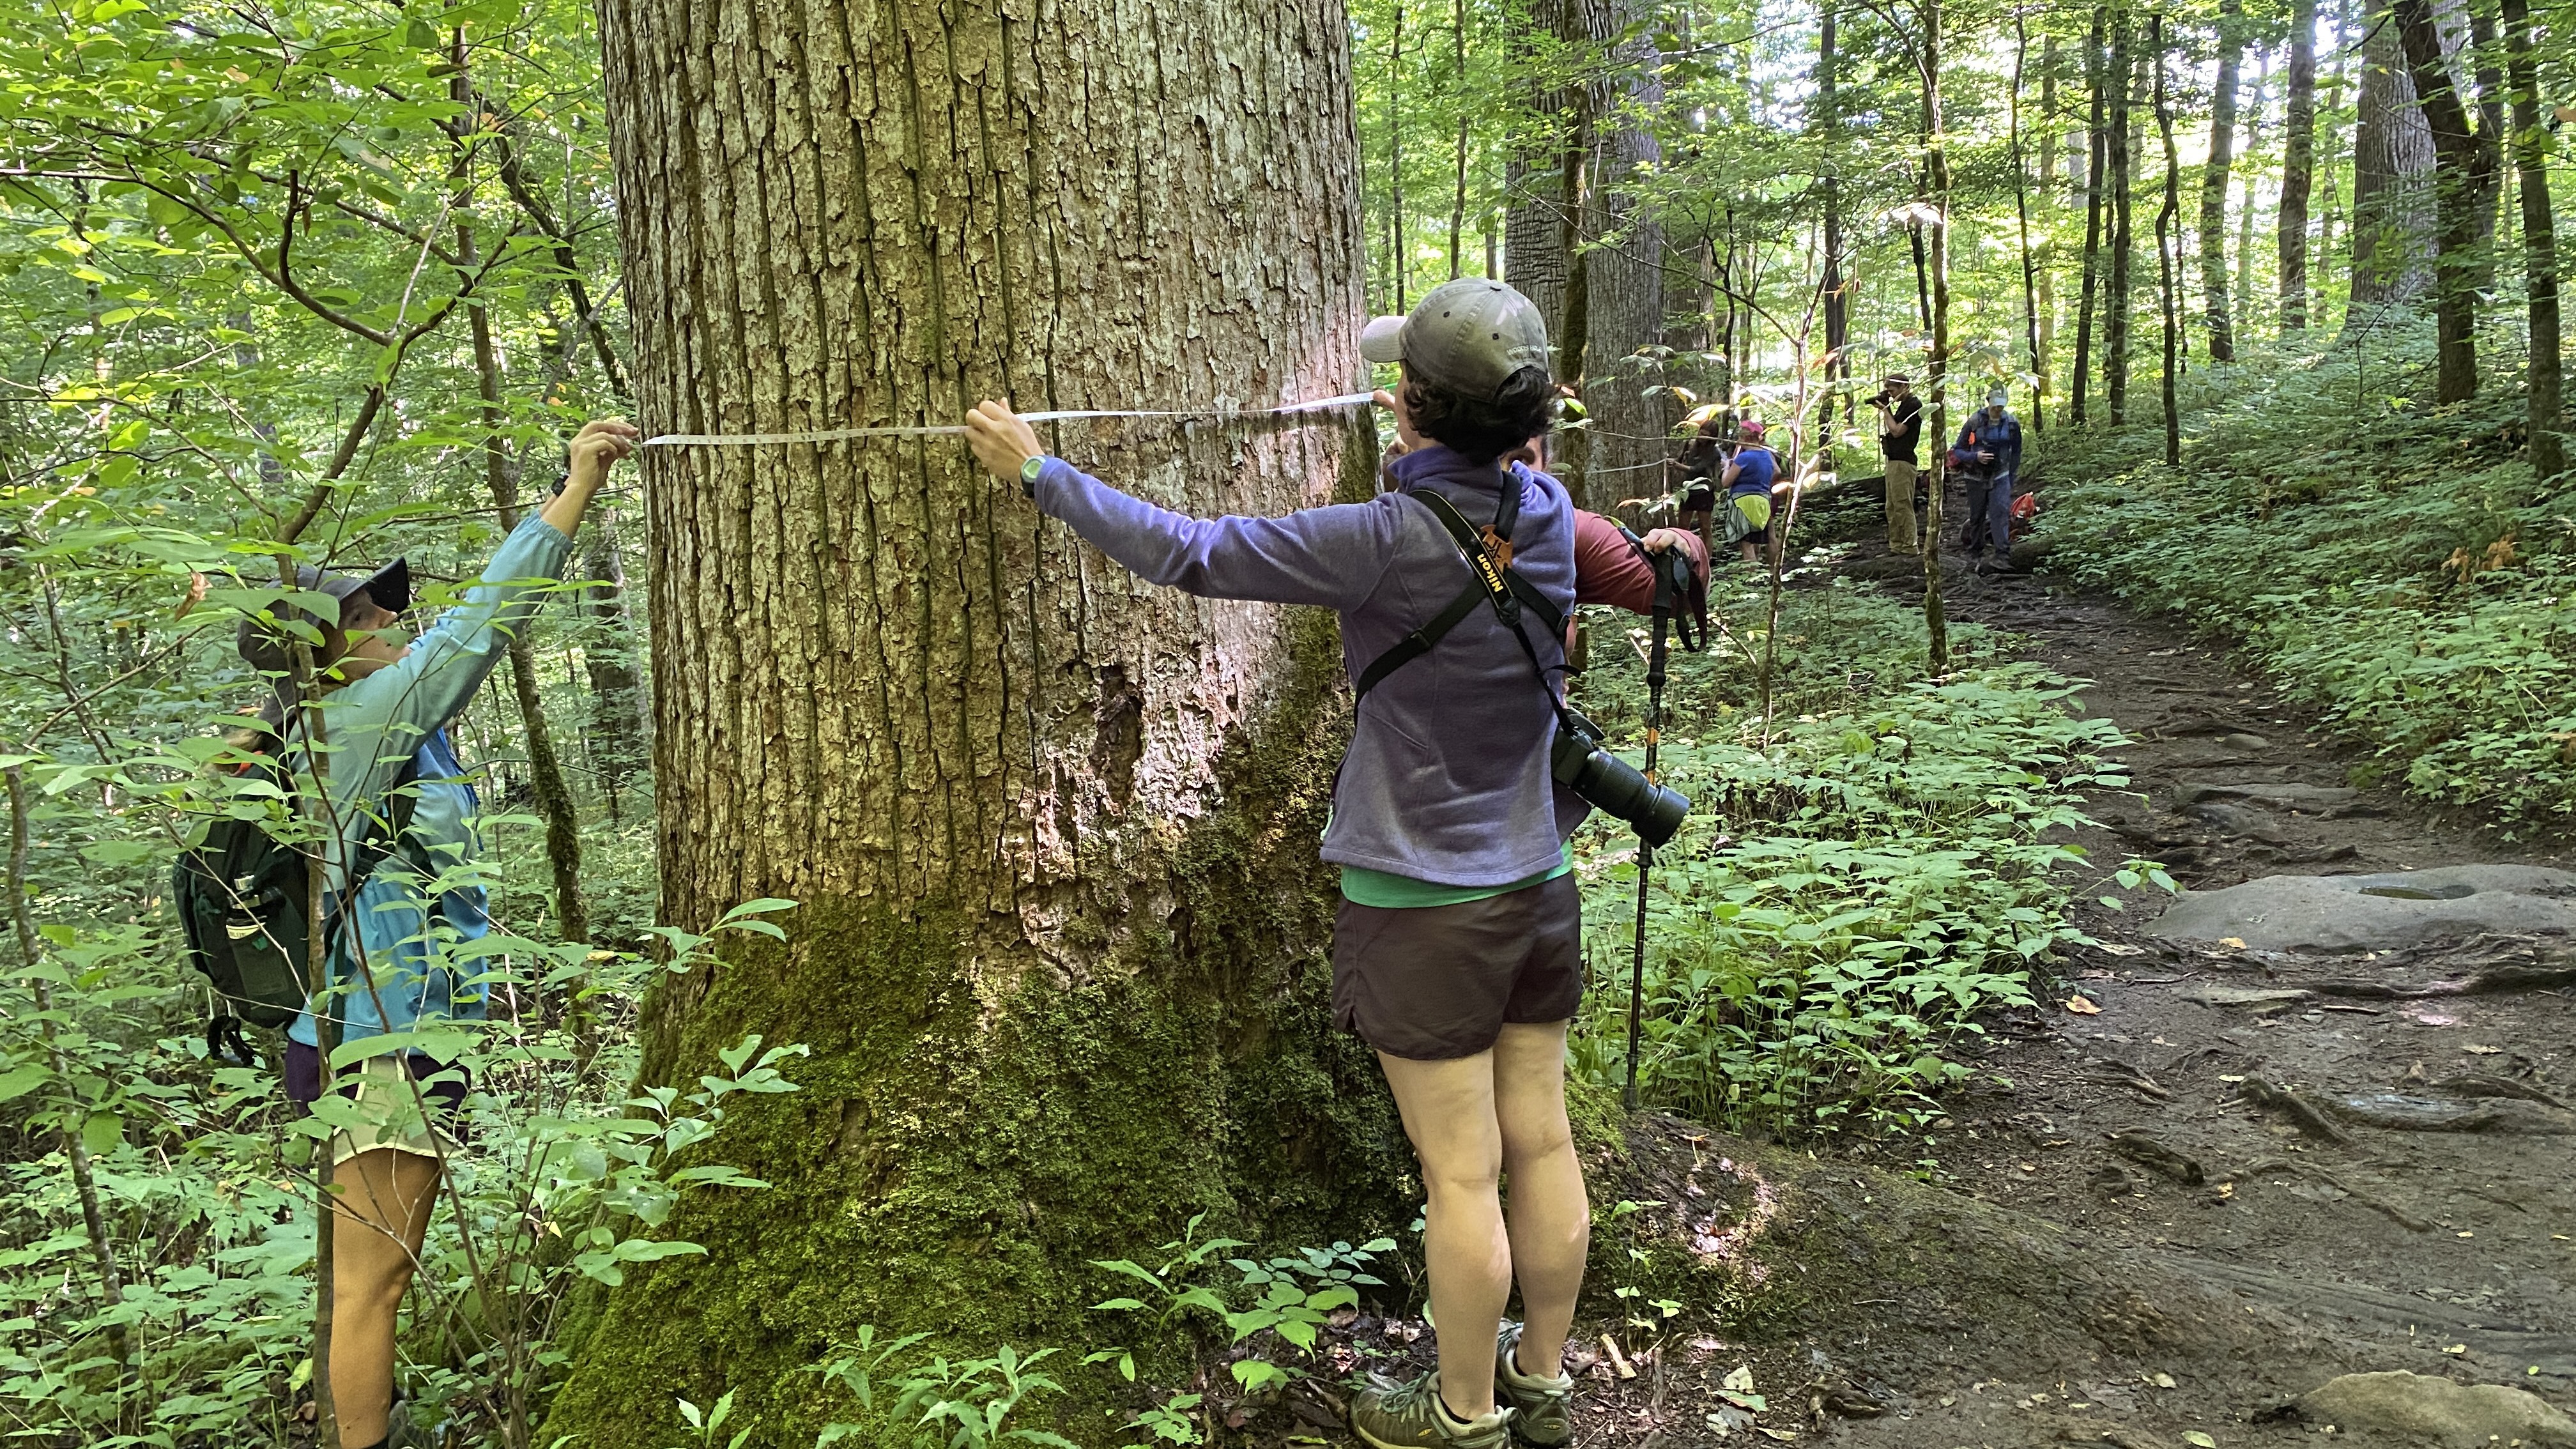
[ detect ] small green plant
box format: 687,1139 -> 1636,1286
813,1334 -> 1079,1448
670,1390 -> 753,1449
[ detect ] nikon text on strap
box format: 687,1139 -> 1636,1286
1354,482 -> 1566,700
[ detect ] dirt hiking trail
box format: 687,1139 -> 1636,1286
1229,481 -> 2575,1449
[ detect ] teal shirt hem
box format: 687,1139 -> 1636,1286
1339,841 -> 1574,908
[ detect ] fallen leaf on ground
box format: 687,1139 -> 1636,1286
2464,1045 -> 2503,1055
2184,1432 -> 2218,1448
2218,937 -> 2247,949
2066,995 -> 2103,1015
2147,1372 -> 2177,1389
1757,1430 -> 1798,1443
2095,942 -> 2145,956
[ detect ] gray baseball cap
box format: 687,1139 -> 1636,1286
236,558 -> 410,675
1359,279 -> 1551,403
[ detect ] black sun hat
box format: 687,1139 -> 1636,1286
235,558 -> 411,676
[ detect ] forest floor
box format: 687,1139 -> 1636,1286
1253,478 -> 2576,1449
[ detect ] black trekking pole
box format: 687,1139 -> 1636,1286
1621,537 -> 1689,1112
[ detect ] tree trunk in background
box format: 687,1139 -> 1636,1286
2394,0 -> 2499,402
579,512 -> 648,808
2197,0 -> 2242,361
1391,0 -> 1407,309
557,0 -> 1402,1438
2154,18 -> 2183,464
2351,0 -> 2437,308
2071,6 -> 2107,424
1820,4 -> 1848,424
2035,35 -> 2059,402
1577,3 -> 1669,509
1920,0 -> 1950,670
1449,0 -> 1468,279
2234,57 -> 2266,334
2280,0 -> 2318,330
467,293 -> 590,946
2502,0 -> 2563,477
2104,6 -> 2135,424
2011,13 -> 2044,426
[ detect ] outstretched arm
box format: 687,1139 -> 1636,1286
964,400 -> 1399,610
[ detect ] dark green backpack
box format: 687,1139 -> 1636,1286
172,746 -> 416,1064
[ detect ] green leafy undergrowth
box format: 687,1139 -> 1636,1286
2034,330 -> 2576,831
1568,583 -> 2132,1136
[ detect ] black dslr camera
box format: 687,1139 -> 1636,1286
1867,390 -> 1894,410
1551,708 -> 1689,847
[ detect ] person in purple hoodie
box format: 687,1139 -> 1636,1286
965,280 -> 1587,1449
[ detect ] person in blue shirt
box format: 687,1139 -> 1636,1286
1720,419 -> 1781,567
1949,388 -> 2023,571
233,417 -> 636,1449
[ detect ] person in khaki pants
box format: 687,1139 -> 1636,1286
1870,374 -> 1924,553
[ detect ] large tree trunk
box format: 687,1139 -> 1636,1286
2502,0 -> 2563,477
2197,0 -> 2242,361
2234,56 -> 2266,334
2280,0 -> 2319,330
2350,0 -> 2437,308
554,0 -> 1404,1439
2394,0 -> 2500,402
2154,17 -> 2183,464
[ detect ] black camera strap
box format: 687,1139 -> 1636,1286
1354,483 -> 1566,702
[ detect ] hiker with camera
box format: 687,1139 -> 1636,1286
967,280 -> 1685,1449
195,418 -> 638,1449
1867,374 -> 1924,554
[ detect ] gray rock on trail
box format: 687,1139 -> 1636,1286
2293,1370 -> 2576,1446
2148,864 -> 2576,953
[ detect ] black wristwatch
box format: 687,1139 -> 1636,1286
1018,455 -> 1045,498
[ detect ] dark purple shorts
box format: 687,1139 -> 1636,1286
1331,873 -> 1585,1061
282,1040 -> 469,1125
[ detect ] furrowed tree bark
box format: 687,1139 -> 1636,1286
2071,5 -> 2108,424
2393,0 -> 2499,402
2351,0 -> 2437,308
2198,0 -> 2242,361
2278,0 -> 2317,330
558,0 -> 1403,1439
2501,0 -> 2562,477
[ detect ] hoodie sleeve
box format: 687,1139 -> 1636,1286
1030,456 -> 1401,610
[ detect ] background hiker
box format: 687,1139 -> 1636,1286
1667,410 -> 1728,544
1720,419 -> 1780,568
1869,374 -> 1924,554
1949,387 -> 2023,571
967,280 -> 1589,1449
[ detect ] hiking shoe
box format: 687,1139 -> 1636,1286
1350,1368 -> 1515,1448
1495,1322 -> 1575,1445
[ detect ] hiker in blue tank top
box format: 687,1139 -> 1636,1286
230,418 -> 638,1449
963,280 -> 1591,1449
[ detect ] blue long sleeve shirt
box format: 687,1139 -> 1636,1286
287,513 -> 574,1054
1031,443 -> 1583,887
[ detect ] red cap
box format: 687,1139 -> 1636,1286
1738,419 -> 1767,441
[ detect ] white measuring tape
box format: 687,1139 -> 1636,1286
641,392 -> 1381,447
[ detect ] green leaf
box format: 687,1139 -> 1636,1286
403,15 -> 439,46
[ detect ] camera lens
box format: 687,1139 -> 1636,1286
1551,726 -> 1691,847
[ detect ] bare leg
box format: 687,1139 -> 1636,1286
330,1148 -> 441,1446
1377,1048 -> 1510,1419
1492,1021 -> 1588,1376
